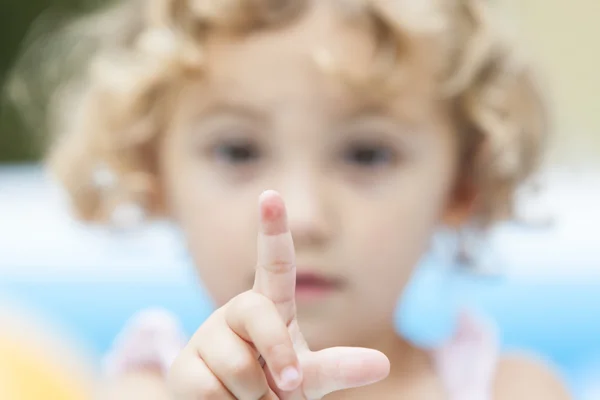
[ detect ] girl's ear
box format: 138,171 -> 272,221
442,176 -> 478,228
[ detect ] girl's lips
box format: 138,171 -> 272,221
295,272 -> 340,286
295,271 -> 344,302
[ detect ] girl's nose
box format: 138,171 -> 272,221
277,170 -> 335,249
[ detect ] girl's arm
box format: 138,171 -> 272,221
493,354 -> 572,400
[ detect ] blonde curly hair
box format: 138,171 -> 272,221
6,0 -> 548,227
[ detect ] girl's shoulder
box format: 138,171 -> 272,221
492,353 -> 572,400
433,310 -> 571,400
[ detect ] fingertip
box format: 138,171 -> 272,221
259,190 -> 288,235
345,348 -> 390,382
338,348 -> 390,385
259,190 -> 283,218
303,347 -> 390,397
259,189 -> 281,204
372,350 -> 391,379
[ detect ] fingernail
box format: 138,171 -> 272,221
259,191 -> 283,219
279,366 -> 300,390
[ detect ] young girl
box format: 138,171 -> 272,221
9,0 -> 571,398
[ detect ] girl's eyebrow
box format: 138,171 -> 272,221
195,100 -> 267,122
184,99 -> 269,142
341,103 -> 423,133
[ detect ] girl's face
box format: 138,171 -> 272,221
159,3 -> 461,349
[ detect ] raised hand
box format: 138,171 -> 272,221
168,190 -> 390,399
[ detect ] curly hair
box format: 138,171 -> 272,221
6,0 -> 549,227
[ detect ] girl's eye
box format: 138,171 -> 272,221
342,143 -> 397,168
213,141 -> 262,165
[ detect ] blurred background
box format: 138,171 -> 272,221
1,0 -> 599,399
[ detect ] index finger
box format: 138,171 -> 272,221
253,190 -> 296,325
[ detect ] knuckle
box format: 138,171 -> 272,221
226,353 -> 260,379
167,353 -> 225,399
230,291 -> 272,316
190,308 -> 224,342
259,259 -> 293,273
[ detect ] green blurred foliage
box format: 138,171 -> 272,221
0,0 -> 101,162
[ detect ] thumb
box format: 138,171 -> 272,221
300,347 -> 390,399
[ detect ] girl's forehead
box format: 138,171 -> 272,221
179,65 -> 434,128
203,3 -> 377,79
179,4 -> 439,123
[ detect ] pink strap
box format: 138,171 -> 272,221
433,310 -> 500,400
102,308 -> 187,378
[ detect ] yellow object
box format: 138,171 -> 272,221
0,315 -> 94,400
0,335 -> 91,400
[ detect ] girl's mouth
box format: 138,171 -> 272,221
294,271 -> 344,302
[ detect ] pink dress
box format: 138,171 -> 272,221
103,309 -> 499,400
